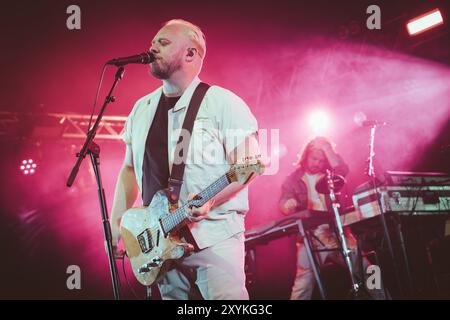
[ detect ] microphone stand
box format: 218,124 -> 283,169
367,124 -> 403,297
325,169 -> 361,296
66,66 -> 125,300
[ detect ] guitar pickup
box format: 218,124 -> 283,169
137,229 -> 153,254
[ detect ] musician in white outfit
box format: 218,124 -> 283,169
109,19 -> 260,300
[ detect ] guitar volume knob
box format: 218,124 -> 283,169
138,264 -> 151,273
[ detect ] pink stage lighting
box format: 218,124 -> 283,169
407,8 -> 444,36
20,159 -> 37,175
308,111 -> 330,134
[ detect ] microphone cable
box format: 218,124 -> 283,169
87,63 -> 108,133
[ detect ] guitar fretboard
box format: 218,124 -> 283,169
160,173 -> 232,234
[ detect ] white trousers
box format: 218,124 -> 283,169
158,232 -> 249,300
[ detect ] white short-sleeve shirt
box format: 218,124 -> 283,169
122,77 -> 258,249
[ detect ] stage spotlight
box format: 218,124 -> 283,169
20,159 -> 37,175
308,111 -> 330,134
407,8 -> 444,36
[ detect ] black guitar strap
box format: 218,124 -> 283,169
167,82 -> 210,204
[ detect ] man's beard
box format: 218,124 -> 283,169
150,57 -> 182,79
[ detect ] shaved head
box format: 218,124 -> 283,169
149,19 -> 206,80
164,19 -> 206,58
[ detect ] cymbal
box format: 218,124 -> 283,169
315,174 -> 346,194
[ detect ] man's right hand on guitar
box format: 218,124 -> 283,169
106,222 -> 125,259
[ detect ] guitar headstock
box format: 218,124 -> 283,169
229,160 -> 265,185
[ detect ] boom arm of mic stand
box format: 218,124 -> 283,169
66,66 -> 124,187
66,66 -> 125,300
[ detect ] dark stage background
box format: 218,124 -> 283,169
0,0 -> 449,299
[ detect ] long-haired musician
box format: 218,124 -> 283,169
279,136 -> 386,299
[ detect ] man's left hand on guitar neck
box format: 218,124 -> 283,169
187,193 -> 216,222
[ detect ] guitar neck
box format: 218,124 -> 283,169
160,172 -> 233,234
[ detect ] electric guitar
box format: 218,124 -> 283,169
120,160 -> 264,286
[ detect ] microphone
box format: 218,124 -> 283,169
353,112 -> 387,127
360,120 -> 387,127
106,51 -> 155,66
